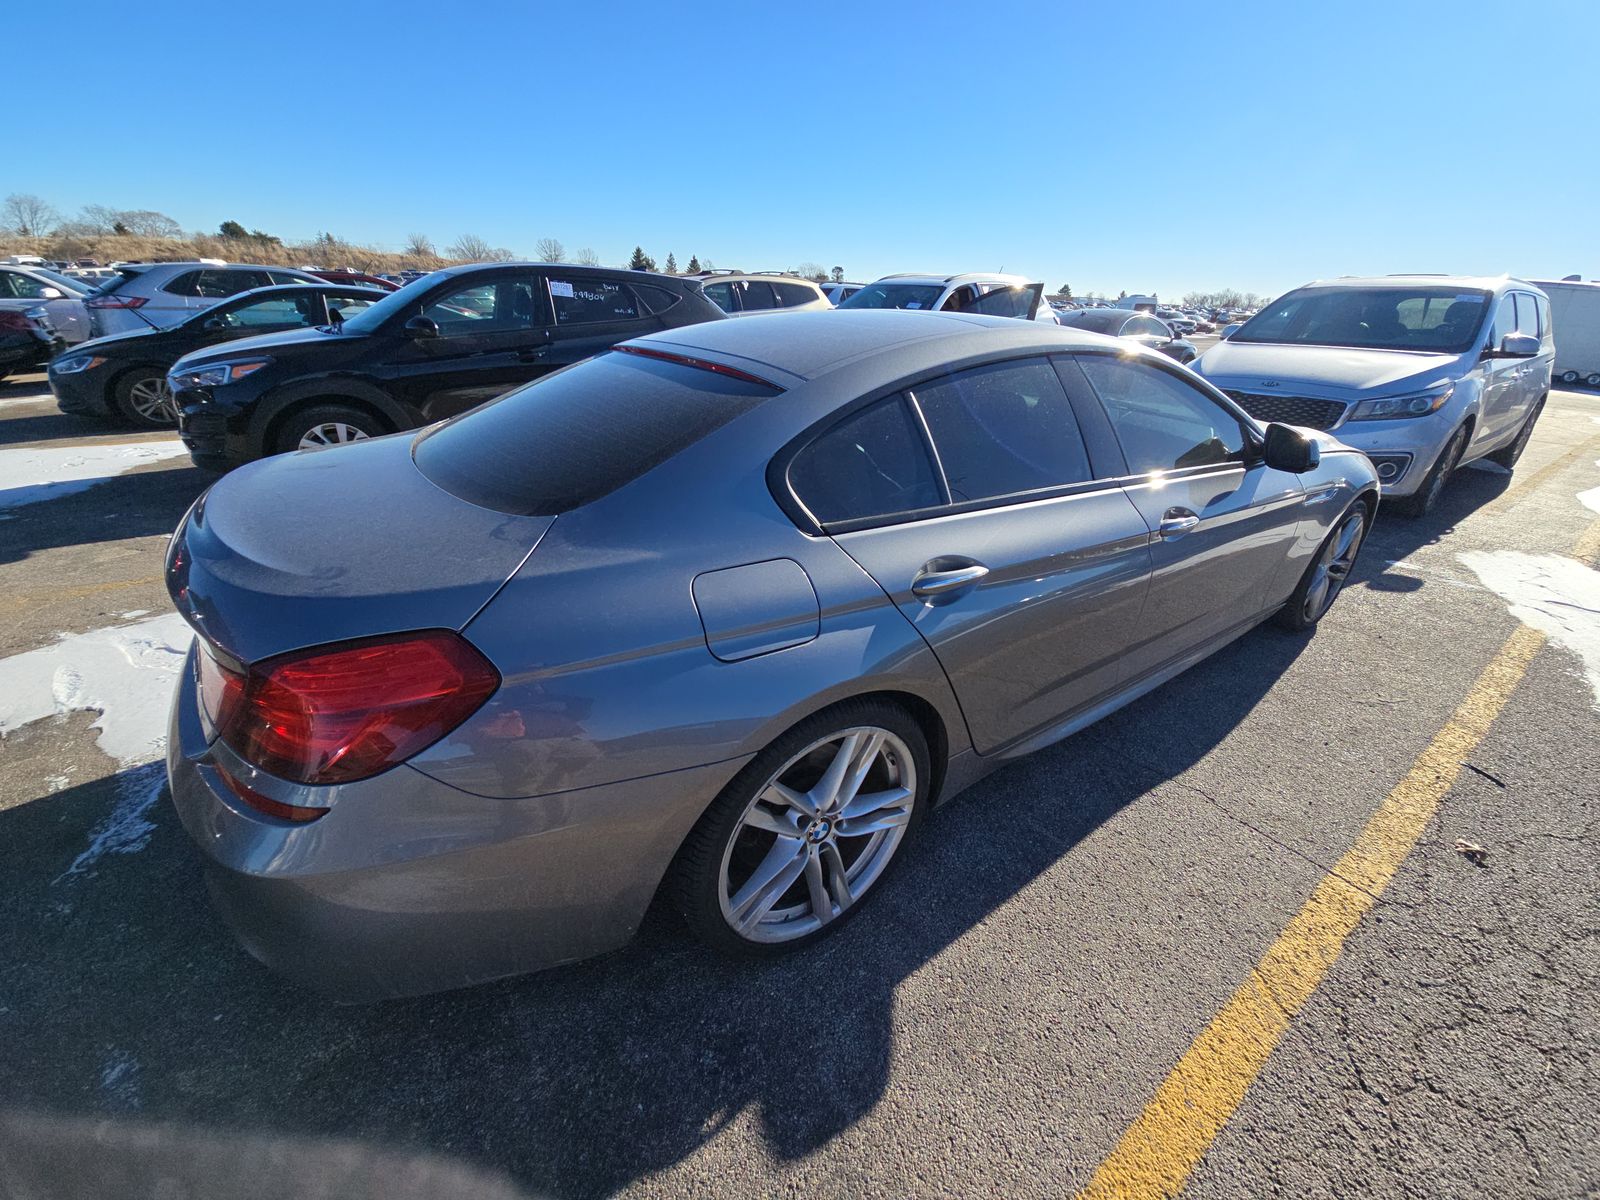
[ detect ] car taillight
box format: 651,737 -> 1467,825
85,294 -> 147,309
200,630 -> 499,786
0,311 -> 32,332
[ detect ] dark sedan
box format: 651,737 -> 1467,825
50,284 -> 387,428
1056,307 -> 1199,364
170,263 -> 725,470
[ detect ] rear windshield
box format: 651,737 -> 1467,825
1232,285 -> 1492,353
413,351 -> 779,515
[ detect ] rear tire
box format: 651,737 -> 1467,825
668,698 -> 930,958
1587,373 -> 1600,389
1390,425 -> 1467,518
1487,400 -> 1543,469
272,403 -> 385,456
1274,502 -> 1368,632
1559,369 -> 1579,385
113,367 -> 176,428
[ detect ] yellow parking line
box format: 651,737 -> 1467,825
1074,622 -> 1545,1200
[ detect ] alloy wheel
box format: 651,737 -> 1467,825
718,726 -> 916,944
1303,507 -> 1365,622
298,421 -> 371,450
127,376 -> 176,424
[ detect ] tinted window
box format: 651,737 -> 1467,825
965,286 -> 1036,320
738,281 -> 777,311
789,397 -> 942,525
839,283 -> 944,311
160,270 -> 203,297
912,359 -> 1091,502
425,277 -> 540,334
215,295 -> 316,328
267,270 -> 309,285
414,351 -> 777,515
550,276 -> 639,325
1234,286 -> 1490,353
773,281 -> 819,307
1079,356 -> 1247,473
1537,295 -> 1552,342
939,285 -> 981,312
0,271 -> 48,299
633,283 -> 681,314
199,269 -> 272,297
324,293 -> 377,320
702,281 -> 736,312
1058,310 -> 1123,334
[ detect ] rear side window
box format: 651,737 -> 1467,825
633,283 -> 681,314
789,397 -> 943,525
414,352 -> 777,515
773,281 -> 819,307
165,269 -> 271,297
912,358 -> 1092,501
964,286 -> 1036,320
1078,355 -> 1246,474
549,276 -> 639,325
702,281 -> 736,312
738,281 -> 777,311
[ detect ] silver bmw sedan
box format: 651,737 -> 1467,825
164,309 -> 1378,1001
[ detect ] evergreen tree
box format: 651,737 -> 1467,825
686,255 -> 701,273
665,252 -> 677,274
1059,283 -> 1072,298
628,246 -> 656,271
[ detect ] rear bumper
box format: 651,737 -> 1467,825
165,646 -> 745,1002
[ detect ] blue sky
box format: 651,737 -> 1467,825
14,1 -> 1599,300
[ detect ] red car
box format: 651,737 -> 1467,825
310,269 -> 400,292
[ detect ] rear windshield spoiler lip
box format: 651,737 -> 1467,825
611,343 -> 787,391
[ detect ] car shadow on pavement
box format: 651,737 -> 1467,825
0,411 -> 131,448
0,624 -> 1311,1200
0,463 -> 212,566
1351,464 -> 1514,594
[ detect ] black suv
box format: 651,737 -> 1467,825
171,264 -> 725,470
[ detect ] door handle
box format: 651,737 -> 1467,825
1158,508 -> 1201,538
911,562 -> 989,597
517,346 -> 551,362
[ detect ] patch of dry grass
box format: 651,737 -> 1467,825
0,232 -> 454,273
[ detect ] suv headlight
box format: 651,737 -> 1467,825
52,354 -> 106,374
1348,385 -> 1454,421
170,357 -> 272,389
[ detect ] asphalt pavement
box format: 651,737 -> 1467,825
0,364 -> 1595,1199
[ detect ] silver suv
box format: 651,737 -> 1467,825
838,273 -> 1059,323
1196,275 -> 1554,516
692,273 -> 833,317
86,261 -> 323,337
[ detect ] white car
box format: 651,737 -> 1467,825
692,273 -> 833,317
838,273 -> 1059,323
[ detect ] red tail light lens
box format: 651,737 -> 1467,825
201,631 -> 500,785
85,294 -> 147,309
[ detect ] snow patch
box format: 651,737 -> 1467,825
56,762 -> 167,881
0,440 -> 189,510
1579,459 -> 1600,517
0,613 -> 193,764
1458,551 -> 1600,707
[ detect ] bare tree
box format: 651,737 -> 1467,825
534,237 -> 566,263
118,210 -> 183,238
3,193 -> 59,237
78,204 -> 123,234
573,247 -> 600,266
448,233 -> 496,262
403,232 -> 436,257
796,261 -> 829,283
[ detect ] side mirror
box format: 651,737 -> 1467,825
1490,332 -> 1539,358
1262,422 -> 1320,473
38,286 -> 64,300
404,315 -> 439,340
202,317 -> 227,331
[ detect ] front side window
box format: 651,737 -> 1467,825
1233,286 -> 1490,353
1489,294 -> 1520,345
549,277 -> 639,325
1,271 -> 49,299
789,397 -> 942,525
702,281 -> 736,312
839,283 -> 945,311
912,358 -> 1092,501
424,277 -> 541,334
1513,293 -> 1541,339
1078,355 -> 1247,474
325,293 -> 377,320
939,285 -> 981,312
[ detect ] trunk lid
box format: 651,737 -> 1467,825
169,433 -> 553,664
